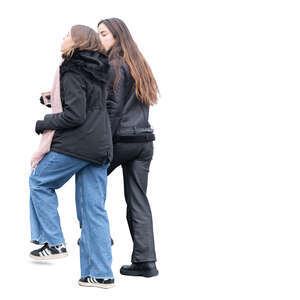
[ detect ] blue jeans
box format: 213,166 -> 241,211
29,151 -> 113,278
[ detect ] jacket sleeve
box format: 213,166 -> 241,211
106,64 -> 129,137
36,71 -> 87,132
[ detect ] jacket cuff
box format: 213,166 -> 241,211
44,114 -> 53,121
35,120 -> 47,134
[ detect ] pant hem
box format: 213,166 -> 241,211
131,258 -> 157,263
81,274 -> 114,279
30,239 -> 65,248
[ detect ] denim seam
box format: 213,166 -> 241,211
80,175 -> 92,275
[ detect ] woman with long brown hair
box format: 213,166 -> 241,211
29,25 -> 114,288
80,18 -> 159,277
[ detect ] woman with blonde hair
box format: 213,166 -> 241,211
29,25 -> 114,288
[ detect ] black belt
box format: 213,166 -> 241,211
113,133 -> 155,143
117,127 -> 154,135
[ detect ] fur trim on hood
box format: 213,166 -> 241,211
60,49 -> 109,83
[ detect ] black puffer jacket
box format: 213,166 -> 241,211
107,60 -> 155,143
35,50 -> 113,165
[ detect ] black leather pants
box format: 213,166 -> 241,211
108,141 -> 157,263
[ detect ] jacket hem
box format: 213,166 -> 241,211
50,147 -> 110,166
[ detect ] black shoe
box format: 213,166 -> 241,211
120,262 -> 159,277
77,238 -> 114,246
30,243 -> 68,260
78,276 -> 114,289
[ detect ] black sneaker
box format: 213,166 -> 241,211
78,276 -> 115,289
29,243 -> 68,260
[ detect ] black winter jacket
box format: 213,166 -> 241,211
35,50 -> 113,165
107,60 -> 155,143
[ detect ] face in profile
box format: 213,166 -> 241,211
61,31 -> 74,53
98,23 -> 115,52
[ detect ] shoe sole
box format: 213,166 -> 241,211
78,281 -> 115,289
120,269 -> 159,277
29,252 -> 68,260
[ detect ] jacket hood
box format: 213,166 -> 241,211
60,49 -> 109,83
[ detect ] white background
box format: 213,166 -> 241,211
0,0 -> 299,299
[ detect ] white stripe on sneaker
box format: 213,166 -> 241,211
55,244 -> 64,253
45,248 -> 51,255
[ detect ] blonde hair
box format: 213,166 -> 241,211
62,25 -> 104,59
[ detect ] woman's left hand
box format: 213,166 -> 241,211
31,151 -> 43,169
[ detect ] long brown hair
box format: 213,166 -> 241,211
62,25 -> 104,59
98,18 -> 159,106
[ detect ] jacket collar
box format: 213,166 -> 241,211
60,49 -> 109,83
